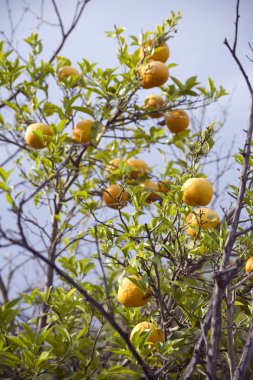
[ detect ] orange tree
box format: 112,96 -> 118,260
0,2 -> 253,379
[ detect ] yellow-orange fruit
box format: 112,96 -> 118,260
130,322 -> 164,344
138,61 -> 169,89
72,120 -> 94,144
185,208 -> 220,237
107,158 -> 123,174
25,123 -> 53,149
158,180 -> 171,194
245,257 -> 253,283
117,275 -> 151,307
143,94 -> 165,118
165,110 -> 190,133
103,184 -> 130,209
140,180 -> 161,202
140,40 -> 170,63
58,66 -> 80,79
182,178 -> 213,206
126,159 -> 149,179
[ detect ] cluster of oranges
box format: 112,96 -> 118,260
116,176 -> 221,345
25,39 -> 190,150
103,157 -> 170,209
24,40 -> 230,345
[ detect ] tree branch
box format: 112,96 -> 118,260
233,289 -> 253,380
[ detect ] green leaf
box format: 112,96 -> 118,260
90,122 -> 105,146
72,106 -> 94,117
2,101 -> 19,112
6,335 -> 27,349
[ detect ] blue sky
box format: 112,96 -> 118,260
2,0 -> 253,148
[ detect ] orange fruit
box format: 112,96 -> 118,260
58,66 -> 80,79
140,180 -> 161,202
130,322 -> 164,345
138,61 -> 169,89
126,159 -> 149,179
103,184 -> 130,209
107,158 -> 123,174
143,94 -> 165,118
182,178 -> 213,206
165,110 -> 190,133
117,275 -> 151,307
158,180 -> 171,194
25,123 -> 53,149
245,258 -> 253,283
185,208 -> 220,237
140,40 -> 170,63
72,120 -> 94,144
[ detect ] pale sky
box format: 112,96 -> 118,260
2,0 -> 253,148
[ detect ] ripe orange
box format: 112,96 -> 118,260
140,40 -> 170,63
126,159 -> 149,179
72,120 -> 94,144
245,257 -> 253,283
103,184 -> 130,209
182,178 -> 213,206
138,61 -> 169,89
117,275 -> 151,307
158,180 -> 171,194
107,158 -> 123,174
165,110 -> 190,133
58,66 -> 80,79
143,94 -> 165,118
185,208 -> 220,237
140,180 -> 161,202
130,322 -> 164,345
25,123 -> 53,149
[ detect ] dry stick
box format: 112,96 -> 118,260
226,288 -> 236,378
230,270 -> 253,291
0,274 -> 8,303
207,264 -> 242,379
233,288 -> 253,380
49,0 -> 92,64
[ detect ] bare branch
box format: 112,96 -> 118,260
233,289 -> 253,380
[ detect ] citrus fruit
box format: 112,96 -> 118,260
158,180 -> 171,194
140,180 -> 161,202
103,184 -> 130,209
117,275 -> 151,307
126,159 -> 149,179
165,110 -> 190,133
138,61 -> 169,89
143,94 -> 165,118
25,123 -> 53,149
58,66 -> 80,79
182,178 -> 213,206
72,120 -> 94,144
130,322 -> 164,344
185,208 -> 220,237
245,257 -> 253,283
140,40 -> 170,63
107,158 -> 123,174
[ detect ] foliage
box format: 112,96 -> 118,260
0,5 -> 253,380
